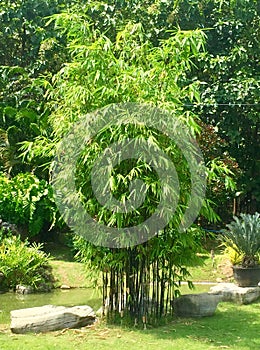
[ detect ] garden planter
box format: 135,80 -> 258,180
233,265 -> 260,287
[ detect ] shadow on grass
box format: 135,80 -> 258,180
134,301 -> 260,349
43,242 -> 75,262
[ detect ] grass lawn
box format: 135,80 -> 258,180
0,242 -> 259,350
0,301 -> 259,350
188,253 -> 233,283
44,242 -> 92,288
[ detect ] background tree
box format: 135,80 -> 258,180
0,0 -> 70,237
173,0 -> 260,214
0,0 -> 70,176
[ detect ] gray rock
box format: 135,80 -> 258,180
60,284 -> 71,290
16,285 -> 34,294
16,284 -> 52,294
10,304 -> 96,334
174,293 -> 222,317
209,283 -> 260,304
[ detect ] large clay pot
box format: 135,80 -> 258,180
233,265 -> 260,287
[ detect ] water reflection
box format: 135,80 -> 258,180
0,288 -> 102,325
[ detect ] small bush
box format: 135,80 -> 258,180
0,172 -> 58,238
223,246 -> 243,265
221,212 -> 260,267
0,234 -> 53,290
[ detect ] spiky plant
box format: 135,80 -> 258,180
221,213 -> 260,267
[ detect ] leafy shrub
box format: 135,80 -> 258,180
223,246 -> 243,266
0,172 -> 58,238
0,234 -> 53,290
221,213 -> 260,267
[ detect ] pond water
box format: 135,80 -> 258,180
0,283 -> 215,325
0,288 -> 102,325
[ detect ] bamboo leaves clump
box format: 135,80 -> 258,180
50,10 -> 218,325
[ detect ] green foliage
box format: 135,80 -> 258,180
0,65 -> 52,176
197,121 -> 241,221
223,246 -> 243,266
0,234 -> 52,289
0,0 -> 68,69
19,1 -> 241,219
0,0 -> 247,214
0,0 -> 70,177
176,0 -> 260,211
44,7 -> 238,324
44,16 -> 206,137
0,226 -> 13,243
0,0 -> 258,215
46,7 -> 237,232
0,172 -> 57,237
221,212 -> 260,267
73,122 -> 195,237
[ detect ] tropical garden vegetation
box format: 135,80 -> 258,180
0,0 -> 259,327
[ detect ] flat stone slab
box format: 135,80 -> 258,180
209,283 -> 260,304
174,293 -> 222,317
10,304 -> 96,334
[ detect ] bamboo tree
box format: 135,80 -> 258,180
42,9 -> 236,325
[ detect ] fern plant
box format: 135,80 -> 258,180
0,234 -> 53,290
221,213 -> 260,267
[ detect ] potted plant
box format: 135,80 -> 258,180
221,212 -> 260,287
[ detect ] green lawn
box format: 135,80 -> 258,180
188,253 -> 233,283
0,301 -> 259,350
45,242 -> 93,288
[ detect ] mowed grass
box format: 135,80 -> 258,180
1,243 -> 259,350
44,242 -> 91,288
188,253 -> 233,283
0,301 -> 259,350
